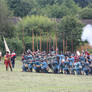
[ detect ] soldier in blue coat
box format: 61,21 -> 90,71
22,54 -> 29,72
83,59 -> 90,75
34,58 -> 41,72
68,56 -> 74,74
28,61 -> 34,72
57,54 -> 65,73
63,57 -> 70,74
74,61 -> 82,75
79,54 -> 86,66
88,55 -> 92,74
22,53 -> 34,72
41,59 -> 48,73
52,57 -> 60,73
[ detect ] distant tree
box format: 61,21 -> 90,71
16,15 -> 55,50
16,15 -> 55,36
38,4 -> 71,18
74,0 -> 92,8
0,0 -> 15,54
80,8 -> 92,19
7,0 -> 37,17
6,0 -> 81,18
36,0 -> 80,18
36,0 -> 64,7
7,38 -> 23,55
63,0 -> 80,15
0,0 -> 14,38
37,0 -> 55,7
88,3 -> 92,8
58,16 -> 83,51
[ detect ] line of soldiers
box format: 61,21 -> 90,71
21,49 -> 92,75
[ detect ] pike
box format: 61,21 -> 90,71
49,38 -> 51,52
36,34 -> 38,50
47,36 -> 48,53
53,38 -> 55,51
32,30 -> 34,52
40,33 -> 41,52
22,28 -> 25,53
55,35 -> 58,55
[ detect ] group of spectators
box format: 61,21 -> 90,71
21,49 -> 92,75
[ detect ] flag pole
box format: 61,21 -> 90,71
3,37 -> 10,53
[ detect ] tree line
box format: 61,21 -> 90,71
0,0 -> 92,55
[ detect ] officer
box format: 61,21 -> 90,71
4,51 -> 12,71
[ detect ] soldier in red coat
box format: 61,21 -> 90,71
4,51 -> 12,71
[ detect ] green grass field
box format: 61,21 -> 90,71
0,59 -> 92,92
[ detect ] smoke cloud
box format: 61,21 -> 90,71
81,24 -> 92,46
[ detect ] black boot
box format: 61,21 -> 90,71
10,67 -> 13,71
6,67 -> 8,71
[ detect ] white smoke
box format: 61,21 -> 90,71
81,24 -> 92,46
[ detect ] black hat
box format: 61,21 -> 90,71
6,51 -> 9,53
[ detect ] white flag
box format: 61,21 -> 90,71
3,37 -> 10,53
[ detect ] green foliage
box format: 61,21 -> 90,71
80,8 -> 92,19
6,38 -> 23,55
0,0 -> 14,38
36,0 -> 80,18
16,15 -> 55,35
0,37 -> 22,55
36,0 -> 55,7
58,16 -> 83,50
36,0 -> 64,8
63,0 -> 80,15
38,4 -> 70,18
16,15 -> 55,51
74,0 -> 92,8
7,0 -> 37,17
6,0 -> 81,18
88,3 -> 92,8
0,0 -> 16,55
88,49 -> 92,53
